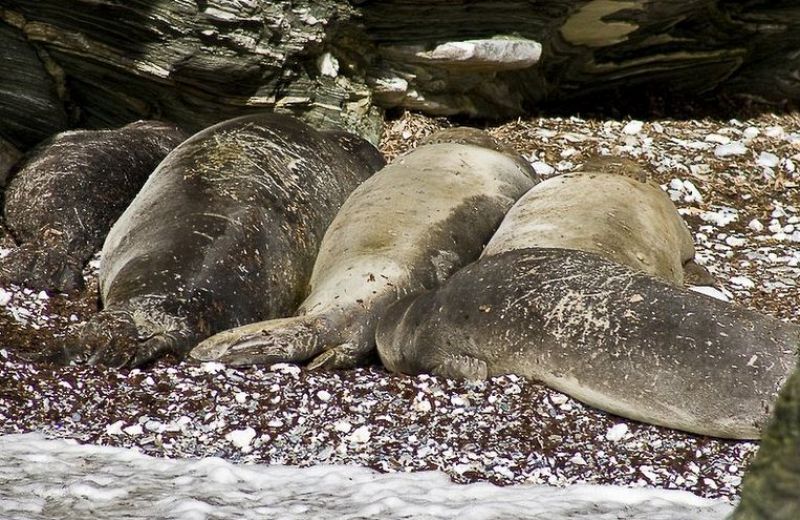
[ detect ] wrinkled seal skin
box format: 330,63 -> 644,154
377,248 -> 798,439
189,127 -> 539,369
482,156 -> 702,286
67,113 -> 383,368
1,121 -> 187,292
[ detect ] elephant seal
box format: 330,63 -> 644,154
376,247 -> 799,439
481,155 -> 703,286
1,121 -> 187,292
66,113 -> 383,368
189,127 -> 539,369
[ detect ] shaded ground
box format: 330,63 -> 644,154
1,110 -> 799,502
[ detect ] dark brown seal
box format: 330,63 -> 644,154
1,121 -> 187,292
66,113 -> 383,368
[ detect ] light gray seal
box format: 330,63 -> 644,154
189,127 -> 539,369
482,155 -> 706,286
1,121 -> 187,292
376,247 -> 798,439
66,113 -> 383,368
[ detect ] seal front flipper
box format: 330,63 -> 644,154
682,258 -> 716,287
66,306 -> 199,368
434,355 -> 488,381
306,343 -> 362,370
189,316 -> 327,367
64,310 -> 141,368
129,332 -> 197,368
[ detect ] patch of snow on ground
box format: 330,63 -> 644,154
0,433 -> 732,520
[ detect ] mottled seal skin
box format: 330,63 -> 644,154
67,113 -> 383,368
377,248 -> 799,439
189,127 -> 539,369
1,121 -> 187,292
482,155 -> 700,286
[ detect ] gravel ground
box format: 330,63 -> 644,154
2,108 -> 799,503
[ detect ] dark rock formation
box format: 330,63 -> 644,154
0,16 -> 69,149
733,360 -> 800,519
0,2 -> 381,144
1,1 -> 798,144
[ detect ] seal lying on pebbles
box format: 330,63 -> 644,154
1,121 -> 187,292
481,155 -> 708,286
376,247 -> 798,439
189,127 -> 539,369
66,113 -> 383,368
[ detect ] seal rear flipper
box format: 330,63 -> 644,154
63,310 -> 140,368
0,240 -> 84,292
434,355 -> 488,381
129,331 -> 198,368
66,308 -> 195,368
189,316 -> 328,367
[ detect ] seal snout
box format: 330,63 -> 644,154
189,328 -> 265,363
188,337 -> 232,362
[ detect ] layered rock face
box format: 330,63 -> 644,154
0,2 -> 381,144
2,1 -> 799,146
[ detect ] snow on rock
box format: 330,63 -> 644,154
705,134 -> 730,145
742,127 -> 759,141
105,421 -> 125,436
334,420 -> 353,433
0,288 -> 11,307
348,425 -> 371,444
729,276 -> 756,289
700,207 -> 738,227
123,424 -> 143,436
667,179 -> 703,204
747,219 -> 764,232
756,152 -> 780,168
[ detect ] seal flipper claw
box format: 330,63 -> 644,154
434,355 -> 488,381
307,343 -> 361,370
130,334 -> 182,368
66,310 -> 140,367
